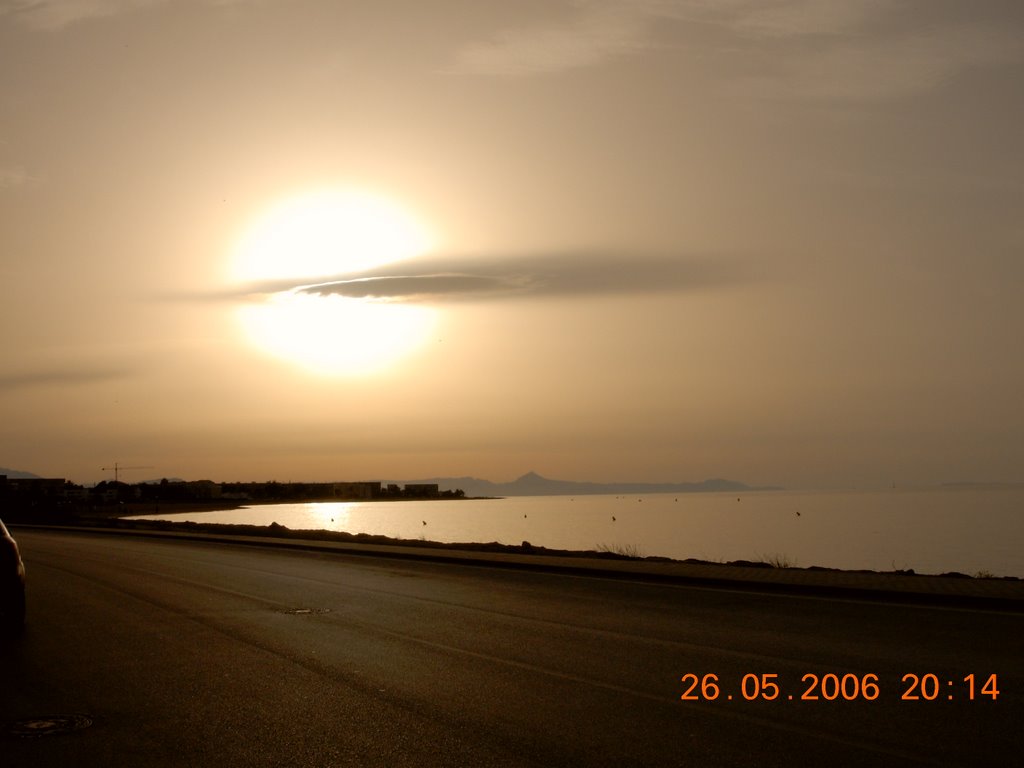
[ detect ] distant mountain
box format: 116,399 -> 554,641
394,471 -> 778,497
0,467 -> 41,479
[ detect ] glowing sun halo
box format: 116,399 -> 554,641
230,188 -> 436,376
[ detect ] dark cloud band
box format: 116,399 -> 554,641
0,367 -> 131,391
255,251 -> 748,303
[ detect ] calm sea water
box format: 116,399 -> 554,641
128,487 -> 1024,577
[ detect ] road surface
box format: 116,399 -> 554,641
2,529 -> 1021,766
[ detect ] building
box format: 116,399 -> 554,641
0,476 -> 69,501
403,483 -> 440,498
331,482 -> 381,499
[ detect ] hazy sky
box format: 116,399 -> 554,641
2,0 -> 1022,489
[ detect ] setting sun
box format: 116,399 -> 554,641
229,188 -> 432,283
237,291 -> 435,376
229,187 -> 436,376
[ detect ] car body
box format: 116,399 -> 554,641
0,518 -> 26,628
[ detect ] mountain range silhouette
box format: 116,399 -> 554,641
393,471 -> 779,497
1,467 -> 778,496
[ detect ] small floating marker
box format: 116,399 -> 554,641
422,520 -> 427,525
612,516 -> 616,522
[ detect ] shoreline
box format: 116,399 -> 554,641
43,512 -> 1023,582
12,517 -> 1024,613
5,498 -> 1020,583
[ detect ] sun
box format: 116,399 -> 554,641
229,187 -> 437,376
229,188 -> 431,283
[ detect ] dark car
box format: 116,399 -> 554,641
0,519 -> 26,628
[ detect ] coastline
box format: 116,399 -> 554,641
6,495 -> 1021,587
51,512 -> 1024,582
11,516 -> 1024,613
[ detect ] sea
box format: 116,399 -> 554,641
127,486 -> 1024,578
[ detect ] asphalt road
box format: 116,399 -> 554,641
2,530 -> 1021,767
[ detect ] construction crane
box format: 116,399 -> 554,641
100,463 -> 153,483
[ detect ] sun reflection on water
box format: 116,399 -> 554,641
308,502 -> 355,530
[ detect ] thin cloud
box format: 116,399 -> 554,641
299,274 -> 518,302
669,0 -> 886,39
448,3 -> 652,76
0,166 -> 40,189
446,0 -> 882,77
449,1 -> 1024,100
0,366 -> 132,391
234,251 -> 750,304
0,0 -> 254,29
751,23 -> 1024,102
0,0 -> 159,28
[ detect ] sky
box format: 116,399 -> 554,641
1,0 -> 1022,490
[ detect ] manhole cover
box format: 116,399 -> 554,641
8,714 -> 94,738
280,607 -> 331,615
